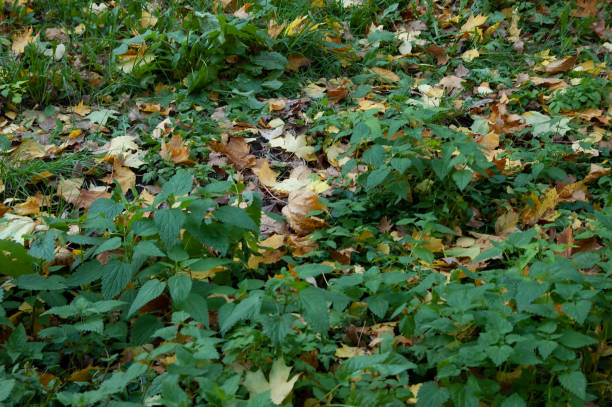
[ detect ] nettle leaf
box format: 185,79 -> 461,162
16,274 -> 66,291
28,230 -> 60,262
500,393 -> 527,407
94,236 -> 122,255
214,206 -> 258,232
452,169 -> 472,191
299,287 -> 329,334
558,371 -> 587,400
102,261 -> 133,299
133,240 -> 165,259
154,208 -> 186,249
180,293 -> 209,327
168,274 -> 192,303
562,300 -> 591,325
294,264 -> 333,279
0,378 -> 16,402
127,279 -> 166,318
252,51 -> 288,70
0,239 -> 35,278
416,382 -> 450,407
159,168 -> 193,200
220,291 -> 263,334
559,330 -> 597,349
366,167 -> 391,191
485,345 -> 514,366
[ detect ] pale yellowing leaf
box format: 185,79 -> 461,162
270,134 -> 315,160
460,14 -> 488,33
12,27 -> 38,55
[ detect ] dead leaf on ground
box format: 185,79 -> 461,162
460,14 -> 488,33
211,136 -> 255,169
101,164 -> 136,193
545,55 -> 578,74
270,134 -> 315,161
282,189 -> 326,235
12,27 -> 38,54
14,193 -> 44,216
520,188 -> 559,225
370,67 -> 400,83
160,134 -> 193,165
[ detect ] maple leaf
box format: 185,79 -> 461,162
11,27 -> 38,55
244,358 -> 301,405
14,194 -> 44,216
70,101 -> 92,117
210,136 -> 256,169
460,14 -> 488,33
282,189 -> 326,235
270,134 -> 315,160
160,134 -> 193,165
101,164 -> 136,193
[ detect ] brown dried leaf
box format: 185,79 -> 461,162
211,136 -> 255,169
161,134 -> 193,165
282,189 -> 326,235
545,55 -> 577,74
370,67 -> 400,83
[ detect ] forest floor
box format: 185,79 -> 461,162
0,1 -> 611,406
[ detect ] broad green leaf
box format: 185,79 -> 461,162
133,240 -> 165,259
102,261 -> 133,299
559,330 -> 597,349
452,169 -> 472,191
168,274 -> 192,303
294,264 -> 333,279
127,279 -> 166,317
220,292 -> 262,334
0,239 -> 34,277
562,300 -> 591,325
299,287 -> 328,334
558,371 -> 586,399
366,167 -> 391,190
16,274 -> 66,291
252,52 -> 288,70
500,393 -> 526,407
94,237 -> 122,255
214,206 -> 258,232
154,208 -> 186,249
0,378 -> 15,402
416,381 -> 450,407
160,169 -> 193,199
180,293 -> 209,327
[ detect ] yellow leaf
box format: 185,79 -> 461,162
285,15 -> 309,36
460,14 -> 488,33
282,189 -> 326,235
270,134 -> 315,160
244,358 -> 301,405
57,178 -> 84,205
70,100 -> 92,117
14,195 -> 43,216
370,67 -> 400,83
335,344 -> 367,358
12,27 -> 38,55
140,11 -> 158,27
461,49 -> 480,62
253,159 -> 279,188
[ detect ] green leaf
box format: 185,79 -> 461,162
180,293 -> 209,327
500,393 -> 526,407
562,300 -> 591,325
299,287 -> 329,334
28,230 -> 59,261
168,274 -> 192,303
294,264 -> 333,279
16,274 -> 66,291
214,206 -> 258,232
160,169 -> 193,200
416,381 -> 450,407
102,261 -> 133,299
558,371 -> 586,400
522,111 -> 570,137
0,239 -> 34,277
559,330 -> 597,349
413,246 -> 434,263
94,237 -> 122,255
220,292 -> 262,334
0,378 -> 15,402
452,169 -> 472,191
366,167 -> 391,190
133,240 -> 165,259
127,280 -> 166,318
252,51 -> 288,70
154,208 -> 186,249
261,314 -> 294,345
485,345 -> 513,366
431,159 -> 450,180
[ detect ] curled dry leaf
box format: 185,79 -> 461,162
12,27 -> 38,54
520,188 -> 559,226
282,189 -> 326,235
161,134 -> 193,165
545,55 -> 577,74
211,136 -> 255,169
370,67 -> 400,83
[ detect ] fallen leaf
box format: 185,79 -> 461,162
80,189 -> 111,210
495,210 -> 519,236
70,101 -> 92,116
102,164 -> 136,193
461,49 -> 480,62
12,27 -> 38,54
0,214 -> 37,245
520,188 -> 559,225
253,158 -> 279,188
270,134 -> 315,160
12,140 -> 47,160
282,189 -> 326,235
14,194 -> 43,216
267,19 -> 286,39
161,134 -> 193,165
460,14 -> 488,33
370,67 -> 400,82
584,163 -> 611,183
545,55 -> 577,74
335,344 -> 367,358
211,136 -> 255,169
140,10 -> 158,27
244,358 -> 301,405
287,54 -> 309,71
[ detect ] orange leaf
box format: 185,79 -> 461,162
545,55 -> 577,74
210,136 -> 255,169
161,134 -> 193,165
282,189 -> 326,235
